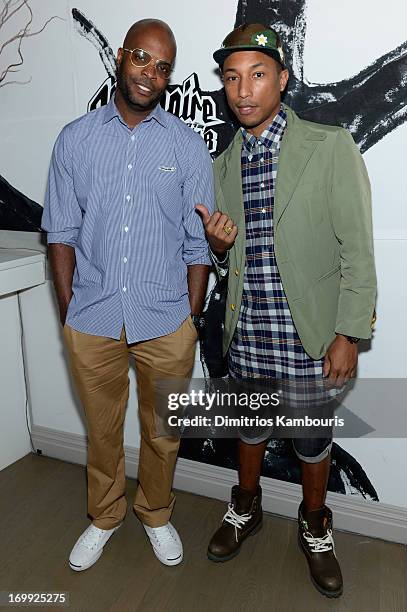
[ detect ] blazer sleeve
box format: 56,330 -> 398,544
328,128 -> 377,339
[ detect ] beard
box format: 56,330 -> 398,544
116,63 -> 163,111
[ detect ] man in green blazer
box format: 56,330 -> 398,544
197,23 -> 376,598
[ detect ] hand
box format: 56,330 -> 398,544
323,335 -> 358,388
196,204 -> 238,257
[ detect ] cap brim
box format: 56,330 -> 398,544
213,46 -> 284,67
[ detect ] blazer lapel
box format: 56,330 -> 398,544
218,130 -> 246,257
274,106 -> 326,228
217,106 -> 326,248
219,130 -> 244,221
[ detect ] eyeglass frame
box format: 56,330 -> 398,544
122,47 -> 173,79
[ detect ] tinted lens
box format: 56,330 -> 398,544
131,48 -> 151,66
156,62 -> 172,79
129,48 -> 172,79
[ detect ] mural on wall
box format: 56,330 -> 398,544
2,0 -> 407,499
73,1 -> 407,156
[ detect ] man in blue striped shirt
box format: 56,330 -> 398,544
42,18 -> 214,571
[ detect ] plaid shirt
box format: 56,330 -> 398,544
228,107 -> 325,382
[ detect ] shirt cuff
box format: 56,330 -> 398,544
46,230 -> 79,246
185,253 -> 212,266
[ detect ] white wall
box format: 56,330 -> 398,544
1,0 -> 407,507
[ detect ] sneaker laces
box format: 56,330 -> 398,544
302,528 -> 335,554
223,503 -> 251,542
149,525 -> 176,548
78,526 -> 105,551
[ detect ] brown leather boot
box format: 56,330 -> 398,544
207,485 -> 262,562
298,501 -> 343,598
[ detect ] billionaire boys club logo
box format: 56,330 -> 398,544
164,74 -> 224,154
88,73 -> 224,155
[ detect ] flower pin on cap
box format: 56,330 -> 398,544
213,23 -> 285,68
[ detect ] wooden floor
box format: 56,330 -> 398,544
0,454 -> 406,612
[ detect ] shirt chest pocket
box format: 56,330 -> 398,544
153,166 -> 183,217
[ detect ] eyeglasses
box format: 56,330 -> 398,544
122,47 -> 172,79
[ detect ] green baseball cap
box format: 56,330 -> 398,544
213,23 -> 285,68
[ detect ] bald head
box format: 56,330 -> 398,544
115,18 -> 176,122
123,19 -> 177,57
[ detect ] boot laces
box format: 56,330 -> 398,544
303,528 -> 335,554
223,503 -> 251,542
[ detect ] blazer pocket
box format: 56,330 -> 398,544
317,264 -> 341,282
302,186 -> 326,227
301,183 -> 324,195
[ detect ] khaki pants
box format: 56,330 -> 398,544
63,317 -> 197,529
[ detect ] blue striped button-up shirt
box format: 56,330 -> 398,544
42,96 -> 214,342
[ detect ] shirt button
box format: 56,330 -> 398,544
260,182 -> 265,188
230,303 -> 235,311
234,269 -> 239,276
262,208 -> 266,213
127,163 -> 133,170
126,195 -> 131,201
131,135 -> 135,142
124,226 -> 129,232
123,257 -> 128,263
248,154 -> 253,161
260,157 -> 264,162
257,140 -> 262,146
123,286 -> 127,292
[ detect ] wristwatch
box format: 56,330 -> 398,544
191,314 -> 205,332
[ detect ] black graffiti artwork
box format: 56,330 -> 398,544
2,1 -> 405,499
235,0 -> 407,153
0,174 -> 43,231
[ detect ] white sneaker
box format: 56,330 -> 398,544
69,523 -> 121,571
143,522 -> 183,566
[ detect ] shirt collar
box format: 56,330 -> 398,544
102,94 -> 168,128
241,106 -> 287,152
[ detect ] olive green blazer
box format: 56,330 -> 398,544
213,104 -> 377,359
